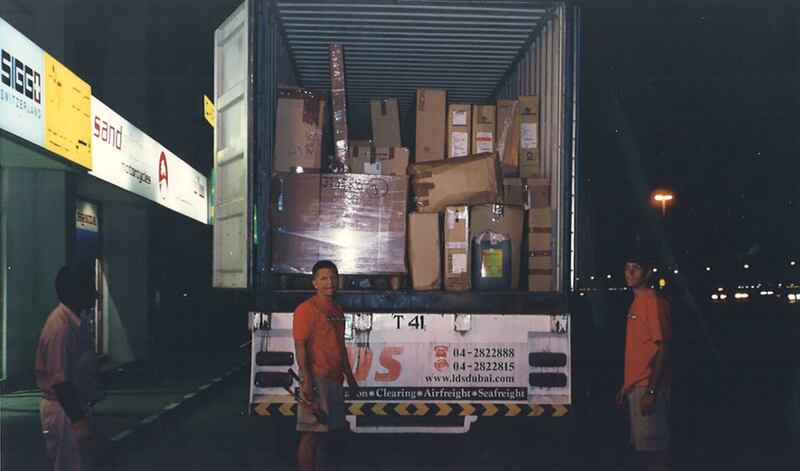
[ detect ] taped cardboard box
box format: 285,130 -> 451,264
329,44 -> 348,172
271,173 -> 408,275
503,178 -> 527,207
518,95 -> 540,178
447,103 -> 471,158
409,152 -> 503,214
274,87 -> 325,173
372,147 -> 409,176
408,212 -> 441,290
444,206 -> 470,291
415,89 -> 446,162
528,207 -> 553,292
496,99 -> 519,176
348,140 -> 373,173
528,178 -> 550,208
371,98 -> 402,148
470,204 -> 524,289
471,105 -> 496,155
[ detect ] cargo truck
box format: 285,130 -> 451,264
213,0 -> 579,433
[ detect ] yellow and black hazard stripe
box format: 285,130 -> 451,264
252,402 -> 568,418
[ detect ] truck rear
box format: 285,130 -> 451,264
213,0 -> 579,433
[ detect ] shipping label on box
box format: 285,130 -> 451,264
415,89 -> 446,162
371,98 -> 402,148
408,212 -> 442,290
448,104 -> 471,158
274,87 -> 325,173
472,105 -> 496,155
444,205 -> 470,291
518,96 -> 540,178
409,152 -> 504,213
470,204 -> 524,289
496,99 -> 519,176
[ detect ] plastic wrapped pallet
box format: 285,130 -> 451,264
328,44 -> 348,172
408,152 -> 503,213
271,173 -> 408,275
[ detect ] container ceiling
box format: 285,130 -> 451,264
273,1 -> 553,140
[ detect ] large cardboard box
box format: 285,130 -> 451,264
470,204 -> 524,289
273,87 -> 325,173
271,173 -> 408,275
518,96 -> 540,178
372,147 -> 409,176
447,103 -> 471,158
496,99 -> 519,176
348,140 -> 373,173
415,89 -> 446,162
371,98 -> 402,148
471,105 -> 496,155
329,44 -> 349,171
408,212 -> 441,290
528,207 -> 553,292
503,178 -> 526,207
527,178 -> 550,208
444,206 -> 470,291
409,152 -> 504,213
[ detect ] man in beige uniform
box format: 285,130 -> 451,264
35,263 -> 104,471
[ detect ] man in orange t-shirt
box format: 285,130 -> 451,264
294,260 -> 358,471
615,254 -> 671,470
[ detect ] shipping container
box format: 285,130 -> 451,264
213,0 -> 579,433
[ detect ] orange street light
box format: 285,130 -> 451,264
652,190 -> 674,216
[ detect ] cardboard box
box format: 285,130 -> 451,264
528,207 -> 553,292
273,87 -> 325,173
409,152 -> 504,213
348,140 -> 373,173
447,104 -> 471,158
503,178 -> 526,207
471,105 -> 496,155
527,178 -> 550,208
408,212 -> 441,290
518,96 -> 540,178
271,173 -> 408,275
415,89 -> 446,162
372,147 -> 409,176
496,99 -> 519,176
371,99 -> 402,148
329,44 -> 348,171
470,204 -> 524,289
444,206 -> 470,291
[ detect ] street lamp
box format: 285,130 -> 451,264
652,191 -> 675,216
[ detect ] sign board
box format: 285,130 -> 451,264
0,18 -> 45,147
44,52 -> 92,168
90,97 -> 208,223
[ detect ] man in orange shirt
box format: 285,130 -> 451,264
615,254 -> 671,470
294,260 -> 358,471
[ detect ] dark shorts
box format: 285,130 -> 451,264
296,374 -> 347,432
627,387 -> 671,451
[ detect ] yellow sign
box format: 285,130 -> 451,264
204,95 -> 215,128
44,53 -> 92,169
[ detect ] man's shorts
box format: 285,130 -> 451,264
296,374 -> 347,432
627,387 -> 670,451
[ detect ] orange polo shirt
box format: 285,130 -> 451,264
623,288 -> 671,392
293,295 -> 346,381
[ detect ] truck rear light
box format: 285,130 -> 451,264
254,372 -> 292,389
529,352 -> 567,367
255,351 -> 294,366
529,373 -> 568,388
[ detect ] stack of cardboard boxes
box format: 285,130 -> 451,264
269,46 -> 553,290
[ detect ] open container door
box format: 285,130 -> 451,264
213,1 -> 252,289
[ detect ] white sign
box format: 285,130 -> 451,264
75,200 -> 99,232
90,97 -> 208,223
0,18 -> 45,146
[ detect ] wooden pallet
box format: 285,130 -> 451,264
274,274 -> 406,291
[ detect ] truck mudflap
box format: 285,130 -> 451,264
249,312 -> 571,433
